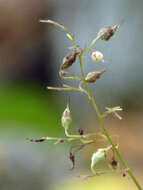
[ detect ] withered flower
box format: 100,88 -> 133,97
69,152 -> 75,170
111,159 -> 118,168
78,126 -> 84,135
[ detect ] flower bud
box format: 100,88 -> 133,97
85,70 -> 105,83
97,25 -> 119,41
61,104 -> 72,131
60,51 -> 79,70
91,51 -> 103,62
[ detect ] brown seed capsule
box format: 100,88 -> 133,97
122,172 -> 126,177
60,51 -> 79,70
111,159 -> 118,167
58,138 -> 65,143
97,25 -> 119,41
121,168 -> 127,177
78,126 -> 84,135
85,70 -> 105,83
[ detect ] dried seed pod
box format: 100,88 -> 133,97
97,25 -> 119,41
60,51 -> 79,70
85,70 -> 105,83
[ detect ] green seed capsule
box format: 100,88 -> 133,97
91,146 -> 112,173
61,104 -> 72,131
91,149 -> 106,173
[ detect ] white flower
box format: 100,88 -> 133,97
91,51 -> 103,62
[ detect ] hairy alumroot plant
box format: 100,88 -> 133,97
28,19 -> 142,189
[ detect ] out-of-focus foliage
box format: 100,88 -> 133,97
0,83 -> 62,135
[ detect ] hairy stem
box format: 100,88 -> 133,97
79,54 -> 142,190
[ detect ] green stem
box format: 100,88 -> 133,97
61,76 -> 82,80
79,55 -> 142,190
83,36 -> 100,52
65,129 -> 97,139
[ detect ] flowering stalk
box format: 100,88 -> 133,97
30,19 -> 142,190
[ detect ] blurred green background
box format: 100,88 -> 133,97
0,0 -> 143,189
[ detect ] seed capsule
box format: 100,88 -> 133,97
91,149 -> 106,173
85,70 -> 105,83
78,126 -> 84,135
60,51 -> 79,70
91,146 -> 112,173
91,51 -> 103,62
111,159 -> 118,167
61,104 -> 72,131
97,25 -> 119,41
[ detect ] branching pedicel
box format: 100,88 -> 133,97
29,19 -> 142,189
